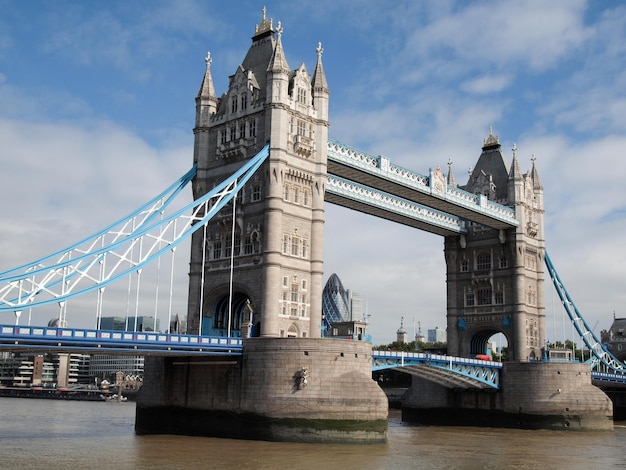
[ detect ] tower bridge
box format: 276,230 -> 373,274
0,9 -> 622,442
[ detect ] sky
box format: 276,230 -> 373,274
1,0 -> 625,346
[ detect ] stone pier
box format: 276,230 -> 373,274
402,362 -> 613,431
135,338 -> 388,443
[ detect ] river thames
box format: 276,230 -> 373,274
0,397 -> 624,469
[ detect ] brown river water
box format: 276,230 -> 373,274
0,397 -> 624,469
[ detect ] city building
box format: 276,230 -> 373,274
428,326 -> 447,343
321,273 -> 369,340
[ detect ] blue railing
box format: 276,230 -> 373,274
0,324 -> 243,355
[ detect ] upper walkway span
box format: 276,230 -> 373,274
326,139 -> 519,235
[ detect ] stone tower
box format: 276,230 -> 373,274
444,129 -> 545,361
187,10 -> 329,339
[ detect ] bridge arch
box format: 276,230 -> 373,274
202,286 -> 257,338
469,329 -> 508,359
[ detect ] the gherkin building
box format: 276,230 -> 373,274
322,273 -> 362,333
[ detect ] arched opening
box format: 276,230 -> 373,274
207,292 -> 257,338
470,330 -> 509,361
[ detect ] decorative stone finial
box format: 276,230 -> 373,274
316,42 -> 324,57
512,143 -> 517,159
276,21 -> 283,38
531,153 -> 536,163
205,51 -> 212,66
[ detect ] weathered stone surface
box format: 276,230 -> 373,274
136,338 -> 388,443
401,362 -> 613,431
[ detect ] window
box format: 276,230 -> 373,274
466,291 -> 475,307
220,129 -> 226,144
294,187 -> 299,204
297,119 -> 306,136
249,119 -> 256,137
291,285 -> 298,303
477,287 -> 492,306
460,259 -> 469,272
282,234 -> 289,254
212,241 -> 222,260
231,96 -> 237,113
291,237 -> 300,256
284,185 -> 289,201
244,235 -> 253,254
301,279 -> 307,290
251,184 -> 261,201
229,126 -> 236,141
239,123 -> 246,139
302,240 -> 308,259
476,252 -> 492,271
241,94 -> 247,110
297,87 -> 307,104
303,190 -> 309,206
233,232 -> 241,256
495,290 -> 504,305
283,276 -> 289,288
499,256 -> 508,269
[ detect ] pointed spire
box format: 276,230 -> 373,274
267,21 -> 290,73
197,51 -> 216,99
447,157 -> 457,187
508,143 -> 522,180
312,42 -> 329,93
530,153 -> 543,190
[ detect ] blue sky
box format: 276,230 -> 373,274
1,0 -> 625,346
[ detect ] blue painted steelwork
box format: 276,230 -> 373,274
0,144 -> 270,314
591,371 -> 626,386
0,324 -> 243,356
545,252 -> 626,374
372,350 -> 501,390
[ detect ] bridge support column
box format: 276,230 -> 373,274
135,338 -> 388,443
401,362 -> 612,431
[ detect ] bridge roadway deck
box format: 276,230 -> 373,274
0,325 -> 243,356
2,325 -> 625,389
326,139 -> 518,232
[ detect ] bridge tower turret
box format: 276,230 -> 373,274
444,129 -> 545,361
187,10 -> 329,340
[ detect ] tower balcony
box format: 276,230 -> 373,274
293,134 -> 314,158
217,138 -> 256,160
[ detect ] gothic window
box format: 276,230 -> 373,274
241,94 -> 247,110
251,183 -> 261,201
231,96 -> 237,114
220,129 -> 226,145
465,290 -> 475,307
527,286 -> 536,306
284,185 -> 290,201
297,119 -> 306,136
495,288 -> 504,305
291,284 -> 298,303
291,237 -> 300,256
239,123 -> 246,139
294,187 -> 299,204
301,279 -> 307,290
460,258 -> 469,273
244,235 -> 253,254
224,237 -> 232,258
303,190 -> 309,206
281,292 -> 287,315
477,287 -> 492,305
476,252 -> 492,271
499,256 -> 508,269
236,190 -> 244,205
283,276 -> 289,288
229,126 -> 236,141
249,119 -> 256,137
282,234 -> 289,254
212,240 -> 222,260
302,240 -> 308,259
297,87 -> 307,104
